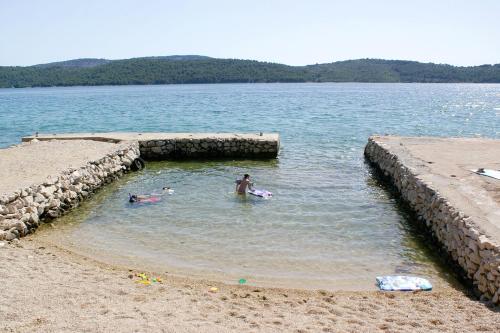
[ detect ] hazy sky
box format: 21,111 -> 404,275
1,0 -> 499,66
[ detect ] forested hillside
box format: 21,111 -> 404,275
1,56 -> 499,88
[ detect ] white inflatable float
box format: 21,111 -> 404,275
376,275 -> 432,291
472,168 -> 500,180
248,189 -> 273,198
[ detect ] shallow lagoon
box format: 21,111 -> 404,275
3,83 -> 499,289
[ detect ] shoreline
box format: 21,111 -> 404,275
2,236 -> 499,332
34,219 -> 462,293
2,81 -> 499,91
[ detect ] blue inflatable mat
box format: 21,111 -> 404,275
376,276 -> 432,291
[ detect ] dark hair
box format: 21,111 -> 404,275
244,174 -> 250,179
129,194 -> 138,203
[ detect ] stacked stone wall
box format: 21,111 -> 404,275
139,137 -> 279,160
364,137 -> 500,304
0,142 -> 140,241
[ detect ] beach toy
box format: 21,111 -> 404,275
238,278 -> 247,284
376,276 -> 432,291
137,280 -> 151,285
209,287 -> 219,293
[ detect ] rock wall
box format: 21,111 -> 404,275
364,137 -> 500,304
139,137 -> 279,160
0,142 -> 140,241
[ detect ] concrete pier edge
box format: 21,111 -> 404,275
364,135 -> 500,304
22,132 -> 281,160
0,141 -> 140,241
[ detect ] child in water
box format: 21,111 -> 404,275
235,174 -> 253,194
162,186 -> 174,194
129,186 -> 173,203
129,194 -> 148,203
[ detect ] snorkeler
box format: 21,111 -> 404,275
129,193 -> 161,203
129,193 -> 147,203
235,174 -> 253,194
162,186 -> 174,194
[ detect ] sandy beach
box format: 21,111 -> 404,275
1,236 -> 499,333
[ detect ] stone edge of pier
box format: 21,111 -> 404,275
22,132 -> 281,159
0,141 -> 140,242
364,136 -> 500,304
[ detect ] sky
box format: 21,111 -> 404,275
1,0 -> 499,67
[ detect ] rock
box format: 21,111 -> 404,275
29,213 -> 39,225
40,185 -> 56,198
47,209 -> 59,218
5,231 -> 17,241
478,235 -> 495,250
493,290 -> 500,303
34,193 -> 45,203
43,176 -> 58,186
71,171 -> 82,182
48,198 -> 60,209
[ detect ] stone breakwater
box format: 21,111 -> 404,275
2,133 -> 280,242
140,137 -> 279,160
22,133 -> 280,160
364,136 -> 500,304
0,141 -> 140,241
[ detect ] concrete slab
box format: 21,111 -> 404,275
371,136 -> 500,241
22,132 -> 279,143
0,140 -> 130,197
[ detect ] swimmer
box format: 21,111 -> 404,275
129,193 -> 157,203
162,186 -> 174,194
235,174 -> 253,194
129,194 -> 140,202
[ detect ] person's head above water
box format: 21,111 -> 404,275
243,174 -> 250,179
129,194 -> 138,203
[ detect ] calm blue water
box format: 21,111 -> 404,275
2,83 -> 499,289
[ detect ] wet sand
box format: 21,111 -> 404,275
1,237 -> 499,333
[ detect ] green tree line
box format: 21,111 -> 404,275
1,57 -> 499,88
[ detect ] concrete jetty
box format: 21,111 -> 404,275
365,136 -> 500,303
22,132 -> 280,159
0,139 -> 140,241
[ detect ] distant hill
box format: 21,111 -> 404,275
33,58 -> 112,68
1,56 -> 499,88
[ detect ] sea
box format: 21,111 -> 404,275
1,83 -> 499,289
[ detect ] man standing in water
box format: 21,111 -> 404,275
236,174 -> 253,194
